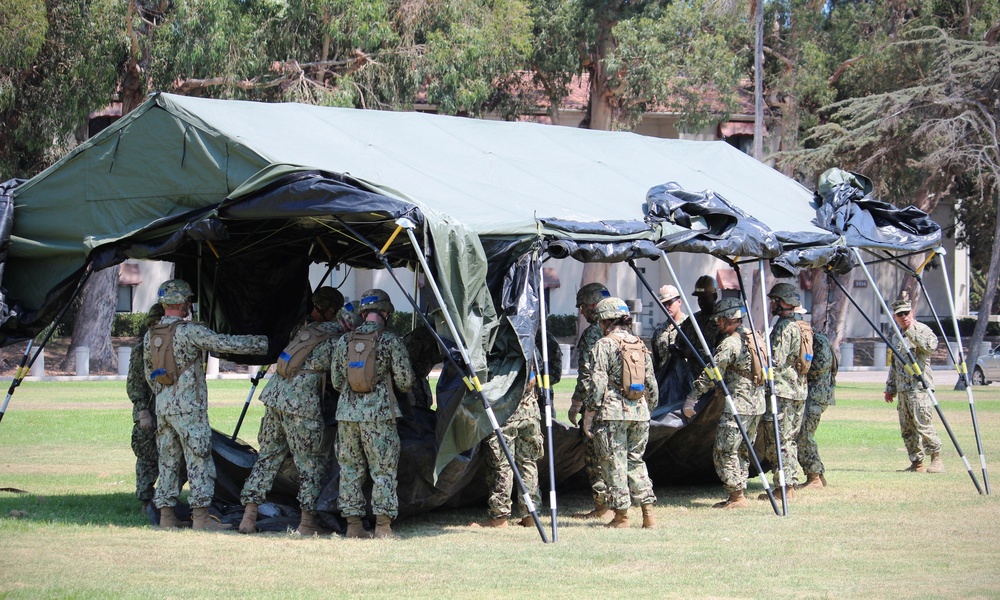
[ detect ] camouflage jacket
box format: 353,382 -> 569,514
651,313 -> 687,372
584,328 -> 658,421
680,310 -> 719,366
330,321 -> 415,422
807,331 -> 836,407
770,315 -> 807,401
571,322 -> 604,405
127,341 -> 155,422
886,321 -> 937,395
259,320 -> 348,421
689,325 -> 764,416
143,316 -> 268,416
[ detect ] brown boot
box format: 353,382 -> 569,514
605,509 -> 630,528
159,506 -> 181,529
297,510 -> 318,536
798,473 -> 825,490
927,452 -> 946,474
757,487 -> 796,502
641,504 -> 656,529
345,516 -> 370,539
373,515 -> 394,539
574,503 -> 610,519
470,516 -> 508,528
712,491 -> 749,509
518,515 -> 534,528
238,503 -> 258,534
192,507 -> 232,531
904,461 -> 926,473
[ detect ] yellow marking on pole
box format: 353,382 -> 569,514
462,376 -> 473,391
380,225 -> 403,254
541,374 -> 550,388
317,237 -> 333,260
712,366 -> 723,381
15,366 -> 28,379
205,240 -> 221,259
915,251 -> 935,275
904,364 -> 914,376
959,362 -> 967,375
472,376 -> 483,392
912,364 -> 922,376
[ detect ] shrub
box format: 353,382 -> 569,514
112,312 -> 149,337
546,314 -> 578,338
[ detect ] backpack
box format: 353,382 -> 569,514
794,320 -> 814,376
276,322 -> 338,379
148,321 -> 197,386
346,330 -> 381,393
616,336 -> 650,400
738,328 -> 767,387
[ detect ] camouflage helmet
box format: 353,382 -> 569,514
576,282 -> 610,307
147,303 -> 165,324
337,300 -> 362,328
157,279 -> 193,305
713,297 -> 745,320
692,275 -> 718,296
891,291 -> 912,314
594,296 -> 630,321
359,288 -> 394,316
312,286 -> 344,312
767,282 -> 802,307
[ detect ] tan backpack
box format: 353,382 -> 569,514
794,320 -> 815,376
346,330 -> 381,393
738,328 -> 767,387
276,322 -> 338,379
616,336 -> 650,400
148,321 -> 197,386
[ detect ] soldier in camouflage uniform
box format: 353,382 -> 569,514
127,303 -> 165,513
475,334 -> 562,528
684,298 -> 765,509
884,292 -> 944,473
568,282 -> 612,518
583,297 -> 658,529
650,284 -> 687,373
238,287 -> 351,535
679,275 -> 721,369
144,279 -> 268,530
329,289 -> 414,539
797,321 -> 836,490
755,282 -> 808,501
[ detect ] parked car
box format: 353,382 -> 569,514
972,345 -> 1000,385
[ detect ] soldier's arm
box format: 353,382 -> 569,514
644,353 -> 658,411
908,326 -> 938,354
389,336 -> 415,393
584,343 -> 608,413
126,345 -> 153,410
329,338 -> 347,391
189,323 -> 268,356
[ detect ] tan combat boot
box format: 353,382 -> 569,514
574,503 -> 610,519
641,504 -> 656,529
518,516 -> 534,528
297,510 -> 318,536
712,491 -> 749,509
192,507 -> 232,531
927,452 -> 946,474
470,516 -> 508,528
159,506 -> 181,529
605,509 -> 630,529
757,487 -> 795,502
345,516 -> 370,539
798,473 -> 826,490
904,460 -> 926,473
373,515 -> 394,539
238,503 -> 258,534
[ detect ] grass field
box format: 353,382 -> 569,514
1,378 -> 999,598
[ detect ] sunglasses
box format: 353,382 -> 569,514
895,311 -> 911,317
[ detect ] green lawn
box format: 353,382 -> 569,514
1,378 -> 999,599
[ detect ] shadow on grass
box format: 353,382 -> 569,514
0,490 -> 156,526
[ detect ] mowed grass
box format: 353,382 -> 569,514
1,378 -> 1000,599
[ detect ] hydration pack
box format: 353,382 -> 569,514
276,322 -> 338,379
346,330 -> 381,393
616,336 -> 650,400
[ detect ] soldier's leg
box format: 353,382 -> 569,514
512,418 -> 543,519
738,415 -> 762,487
153,415 -> 184,509
596,420 -> 629,511
484,424 -> 516,519
173,411 -> 216,509
132,424 -> 159,502
713,414 -> 747,495
582,434 -> 609,508
779,398 -> 806,486
625,420 -> 656,506
797,401 -> 826,476
336,421 -> 368,518
897,394 -> 923,463
362,419 -> 401,519
240,408 -> 289,506
285,413 -> 326,513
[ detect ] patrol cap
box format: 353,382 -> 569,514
767,282 -> 802,307
594,296 -> 630,321
713,297 -> 745,320
312,286 -> 344,312
692,275 -> 718,296
658,284 -> 681,303
157,279 -> 193,305
892,291 -> 912,314
576,282 -> 610,307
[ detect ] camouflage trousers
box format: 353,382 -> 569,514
714,413 -> 762,494
796,400 -> 828,476
581,431 -> 609,507
337,419 -> 399,518
592,419 -> 656,511
897,390 -> 942,463
484,416 -> 543,519
758,396 -> 806,487
154,411 -> 215,509
131,423 -> 158,502
241,407 -> 325,512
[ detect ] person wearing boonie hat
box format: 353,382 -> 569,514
650,284 -> 687,373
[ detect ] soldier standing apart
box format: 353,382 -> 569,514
650,284 -> 687,373
797,320 -> 836,490
329,289 -> 414,539
756,282 -> 808,502
568,282 -> 612,518
127,303 -> 165,514
144,279 -> 268,530
238,287 -> 350,535
684,298 -> 765,509
679,275 -> 721,369
884,292 -> 944,474
582,297 -> 658,529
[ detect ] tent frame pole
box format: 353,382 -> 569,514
535,250 -> 559,541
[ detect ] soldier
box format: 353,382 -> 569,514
474,334 -> 562,528
650,284 -> 687,373
238,287 -> 350,535
582,297 -> 658,529
329,289 -> 415,539
884,291 -> 944,473
679,275 -> 721,368
798,318 -> 836,490
755,282 -> 809,502
684,298 -> 765,509
567,282 -> 612,518
127,303 -> 165,514
144,279 -> 268,530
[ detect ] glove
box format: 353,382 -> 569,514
683,397 -> 697,418
568,400 -> 583,426
138,409 -> 155,432
884,391 -> 894,404
581,410 -> 596,439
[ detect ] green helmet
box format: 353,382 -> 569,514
337,300 -> 362,328
359,288 -> 394,316
157,279 -> 193,305
312,286 -> 344,312
713,297 -> 745,320
147,303 -> 165,325
594,296 -> 630,321
693,275 -> 718,296
576,282 -> 610,307
767,282 -> 802,307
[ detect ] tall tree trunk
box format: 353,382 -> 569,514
811,269 -> 852,358
62,267 -> 119,372
966,192 -> 1000,369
